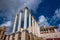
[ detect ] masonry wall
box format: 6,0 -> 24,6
40,32 -> 60,40
0,27 -> 6,40
5,32 -> 43,40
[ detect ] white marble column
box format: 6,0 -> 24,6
12,14 -> 18,33
32,16 -> 35,35
18,10 -> 23,32
24,7 -> 28,30
29,12 -> 32,33
35,20 -> 37,36
36,22 -> 40,37
10,14 -> 18,40
29,12 -> 31,28
21,7 -> 28,40
15,10 -> 23,40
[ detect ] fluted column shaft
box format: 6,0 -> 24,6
18,10 -> 23,32
12,14 -> 18,33
15,11 -> 23,40
10,14 -> 18,40
29,12 -> 32,33
37,22 -> 40,37
35,20 -> 37,36
29,12 -> 31,28
24,7 -> 28,30
32,16 -> 35,35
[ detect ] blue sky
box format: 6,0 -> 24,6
0,0 -> 60,34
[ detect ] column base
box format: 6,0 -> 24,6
29,33 -> 34,40
21,30 -> 28,40
15,32 -> 21,40
9,33 -> 15,40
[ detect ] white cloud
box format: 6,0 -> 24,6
38,15 -> 49,27
0,21 -> 12,34
0,0 -> 42,34
58,24 -> 60,31
55,9 -> 60,19
0,21 -> 11,27
58,24 -> 60,27
0,0 -> 42,21
50,8 -> 60,24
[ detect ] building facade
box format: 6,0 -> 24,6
0,26 -> 6,40
0,7 -> 60,40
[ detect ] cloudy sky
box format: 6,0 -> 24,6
0,0 -> 60,34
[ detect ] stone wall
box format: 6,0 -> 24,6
40,32 -> 60,39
